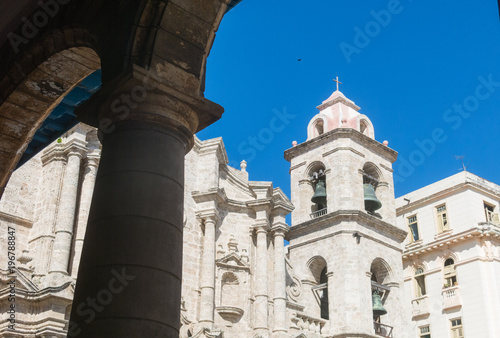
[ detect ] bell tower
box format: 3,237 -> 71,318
284,84 -> 408,337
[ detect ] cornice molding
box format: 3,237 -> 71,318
0,211 -> 33,228
397,180 -> 500,215
286,209 -> 407,244
284,128 -> 397,163
322,146 -> 365,158
289,161 -> 307,173
402,224 -> 500,259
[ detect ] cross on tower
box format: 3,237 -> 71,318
333,76 -> 342,91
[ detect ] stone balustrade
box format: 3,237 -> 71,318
291,312 -> 326,335
442,286 -> 462,309
411,295 -> 430,318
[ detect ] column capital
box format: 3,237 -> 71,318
64,139 -> 88,159
75,65 -> 224,151
253,220 -> 270,234
271,223 -> 289,237
41,143 -> 66,165
196,210 -> 220,225
85,152 -> 101,168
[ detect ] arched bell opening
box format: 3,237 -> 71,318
370,258 -> 392,325
307,256 -> 329,319
319,267 -> 329,320
361,163 -> 383,217
308,162 -> 327,217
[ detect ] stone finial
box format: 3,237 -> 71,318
18,250 -> 33,266
240,160 -> 247,172
383,140 -> 389,146
217,244 -> 225,258
241,249 -> 249,263
18,250 -> 34,274
228,235 -> 238,252
292,141 -> 297,147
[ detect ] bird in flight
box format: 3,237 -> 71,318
297,58 -> 302,61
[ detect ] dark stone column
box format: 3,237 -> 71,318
69,66 -> 223,338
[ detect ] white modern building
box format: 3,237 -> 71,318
397,172 -> 500,338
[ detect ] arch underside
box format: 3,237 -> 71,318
0,0 -> 232,199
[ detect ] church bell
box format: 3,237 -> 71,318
363,183 -> 382,212
311,180 -> 327,205
372,291 -> 387,317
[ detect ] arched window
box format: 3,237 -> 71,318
360,120 -> 368,135
319,267 -> 328,320
314,119 -> 324,136
307,256 -> 329,319
444,258 -> 457,287
414,267 -> 426,297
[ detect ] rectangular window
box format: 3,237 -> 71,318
451,318 -> 464,338
408,215 -> 419,242
436,204 -> 449,233
419,325 -> 431,338
484,202 -> 499,224
415,268 -> 427,297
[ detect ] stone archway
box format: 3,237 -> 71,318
0,0 -> 232,198
0,1 -> 237,337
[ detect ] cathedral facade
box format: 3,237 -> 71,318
1,88 -> 498,338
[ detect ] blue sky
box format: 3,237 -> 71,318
198,0 -> 500,199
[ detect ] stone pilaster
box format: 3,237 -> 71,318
70,152 -> 99,278
31,143 -> 66,280
326,271 -> 335,335
254,223 -> 270,335
272,224 -> 288,336
49,140 -> 86,280
69,66 -> 224,338
297,179 -> 313,224
198,213 -> 219,327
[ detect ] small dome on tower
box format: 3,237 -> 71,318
306,86 -> 375,141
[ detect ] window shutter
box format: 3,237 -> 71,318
444,264 -> 455,277
442,213 -> 449,230
437,214 -> 442,232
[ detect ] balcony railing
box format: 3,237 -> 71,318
374,321 -> 393,338
291,312 -> 326,334
310,208 -> 327,219
411,295 -> 430,318
442,286 -> 462,309
485,209 -> 500,224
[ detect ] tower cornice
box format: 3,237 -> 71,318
285,209 -> 407,244
284,128 -> 397,163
